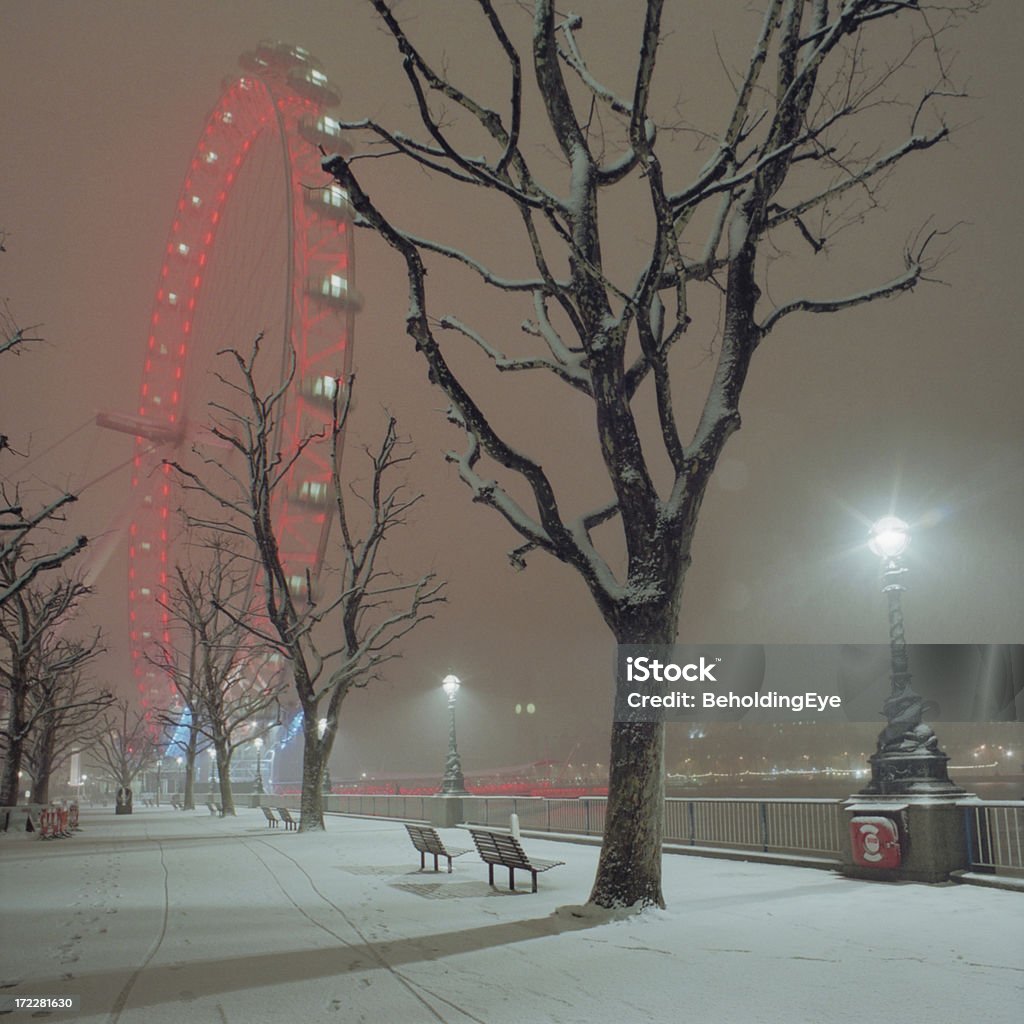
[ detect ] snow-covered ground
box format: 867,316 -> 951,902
0,807 -> 1019,1024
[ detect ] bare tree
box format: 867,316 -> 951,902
90,698 -> 159,799
1,238 -> 87,606
25,653 -> 113,804
167,340 -> 445,829
153,538 -> 285,815
151,645 -> 207,811
323,0 -> 979,906
154,697 -> 203,810
0,558 -> 95,805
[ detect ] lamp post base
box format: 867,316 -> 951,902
440,775 -> 467,796
859,749 -> 966,797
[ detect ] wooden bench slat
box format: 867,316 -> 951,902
404,823 -> 470,873
468,828 -> 565,892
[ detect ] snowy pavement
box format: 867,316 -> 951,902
0,807 -> 1020,1024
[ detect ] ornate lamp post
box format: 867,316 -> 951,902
860,516 -> 962,795
253,737 -> 264,795
440,674 -> 467,795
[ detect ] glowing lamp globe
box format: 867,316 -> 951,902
442,674 -> 461,698
868,516 -> 910,559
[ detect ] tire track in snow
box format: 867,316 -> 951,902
107,833 -> 170,1024
247,838 -> 488,1024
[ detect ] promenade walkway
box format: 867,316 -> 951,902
0,807 -> 1019,1023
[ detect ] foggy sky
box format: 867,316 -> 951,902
1,1 -> 1021,779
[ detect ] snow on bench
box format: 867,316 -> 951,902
276,806 -> 298,831
404,823 -> 470,873
468,827 -> 565,893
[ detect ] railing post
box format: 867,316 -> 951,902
585,799 -> 591,836
759,801 -> 769,853
962,806 -> 975,868
546,798 -> 551,832
688,801 -> 696,846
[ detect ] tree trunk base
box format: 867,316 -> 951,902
588,720 -> 666,909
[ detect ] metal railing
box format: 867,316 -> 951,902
274,792 -> 1024,876
461,795 -> 842,860
461,796 -> 607,836
964,802 -> 1024,875
664,798 -> 842,858
329,794 -> 431,822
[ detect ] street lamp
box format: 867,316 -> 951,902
253,737 -> 264,795
440,674 -> 467,795
860,516 -> 962,795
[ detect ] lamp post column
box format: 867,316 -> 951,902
860,517 -> 962,796
440,675 -> 467,796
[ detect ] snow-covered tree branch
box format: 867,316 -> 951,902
165,338 -> 445,830
324,0 -> 980,908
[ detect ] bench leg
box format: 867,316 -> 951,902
420,851 -> 425,870
509,866 -> 516,891
488,863 -> 494,887
433,853 -> 439,872
532,871 -> 538,894
446,855 -> 453,874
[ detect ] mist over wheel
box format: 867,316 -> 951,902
96,42 -> 358,719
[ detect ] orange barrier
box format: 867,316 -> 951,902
36,805 -> 75,840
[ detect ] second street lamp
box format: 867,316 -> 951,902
440,674 -> 467,795
860,516 -> 962,796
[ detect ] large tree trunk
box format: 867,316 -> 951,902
589,721 -> 665,908
0,685 -> 28,806
30,729 -> 54,805
216,745 -> 235,816
1,737 -> 26,806
298,724 -> 327,831
30,774 -> 50,805
589,604 -> 680,909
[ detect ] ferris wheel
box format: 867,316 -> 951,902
97,42 -> 357,717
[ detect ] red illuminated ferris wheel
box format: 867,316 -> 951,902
98,43 -> 357,715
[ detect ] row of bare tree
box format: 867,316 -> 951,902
1,239 -> 111,807
2,234 -> 442,821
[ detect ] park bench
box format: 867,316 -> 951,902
404,823 -> 470,873
261,806 -> 280,828
170,798 -> 182,810
206,800 -> 221,816
468,828 -> 565,893
276,806 -> 298,830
